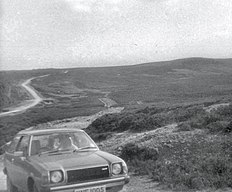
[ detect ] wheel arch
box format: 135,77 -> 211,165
3,167 -> 7,175
27,177 -> 34,192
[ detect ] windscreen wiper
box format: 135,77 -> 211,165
39,148 -> 72,156
73,146 -> 97,152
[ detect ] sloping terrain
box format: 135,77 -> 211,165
0,58 -> 232,191
1,102 -> 231,192
29,58 -> 232,107
2,57 -> 232,111
1,57 -> 232,160
86,102 -> 232,191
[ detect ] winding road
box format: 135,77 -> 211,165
0,75 -> 49,117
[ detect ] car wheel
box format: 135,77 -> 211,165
6,176 -> 18,192
32,183 -> 39,192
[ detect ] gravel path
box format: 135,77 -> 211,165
121,175 -> 172,192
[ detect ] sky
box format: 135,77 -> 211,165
1,0 -> 232,70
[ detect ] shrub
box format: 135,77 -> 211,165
31,116 -> 54,124
200,154 -> 232,188
120,142 -> 159,175
216,104 -> 232,117
206,121 -> 229,133
118,115 -> 134,130
88,103 -> 232,137
120,135 -> 232,190
173,105 -> 205,123
89,132 -> 113,142
150,159 -> 205,190
176,121 -> 192,132
120,143 -> 159,162
224,121 -> 232,133
222,138 -> 232,158
131,150 -> 232,190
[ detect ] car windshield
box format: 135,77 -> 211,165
30,131 -> 97,156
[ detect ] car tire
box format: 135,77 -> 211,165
32,183 -> 39,192
6,176 -> 18,192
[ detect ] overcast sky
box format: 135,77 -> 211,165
1,0 -> 232,70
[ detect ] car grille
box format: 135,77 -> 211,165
67,166 -> 109,183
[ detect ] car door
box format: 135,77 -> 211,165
4,135 -> 21,186
13,135 -> 31,191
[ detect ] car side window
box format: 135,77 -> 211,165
7,136 -> 21,154
16,136 -> 30,156
74,132 -> 93,148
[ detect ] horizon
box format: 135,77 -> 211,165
1,0 -> 232,70
0,56 -> 231,72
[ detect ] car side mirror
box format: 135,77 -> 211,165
14,151 -> 24,157
1,141 -> 11,152
14,151 -> 27,161
97,143 -> 103,148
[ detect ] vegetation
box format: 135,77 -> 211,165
1,57 -> 232,190
0,70 -> 51,110
0,80 -> 10,109
120,135 -> 232,190
88,103 -> 232,190
87,104 -> 232,139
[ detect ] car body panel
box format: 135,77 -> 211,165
29,151 -> 110,171
50,177 -> 126,192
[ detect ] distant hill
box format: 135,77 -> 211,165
0,80 -> 10,109
1,57 -> 232,110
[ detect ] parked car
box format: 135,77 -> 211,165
3,128 -> 129,192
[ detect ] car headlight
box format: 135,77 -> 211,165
112,163 -> 122,175
50,170 -> 63,183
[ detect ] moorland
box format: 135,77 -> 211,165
0,57 -> 232,191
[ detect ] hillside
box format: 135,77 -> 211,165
2,57 -> 232,110
0,72 -> 22,110
0,80 -> 10,110
1,57 -> 232,148
86,102 -> 232,191
1,99 -> 231,191
0,70 -> 53,111
31,57 -> 232,107
0,57 -> 232,191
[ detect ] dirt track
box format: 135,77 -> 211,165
0,75 -> 49,117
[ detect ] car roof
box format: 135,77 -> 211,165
18,128 -> 84,136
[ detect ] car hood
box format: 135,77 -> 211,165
29,150 -> 122,171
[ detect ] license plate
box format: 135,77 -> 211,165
74,185 -> 106,192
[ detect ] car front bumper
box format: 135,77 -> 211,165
41,176 -> 130,192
